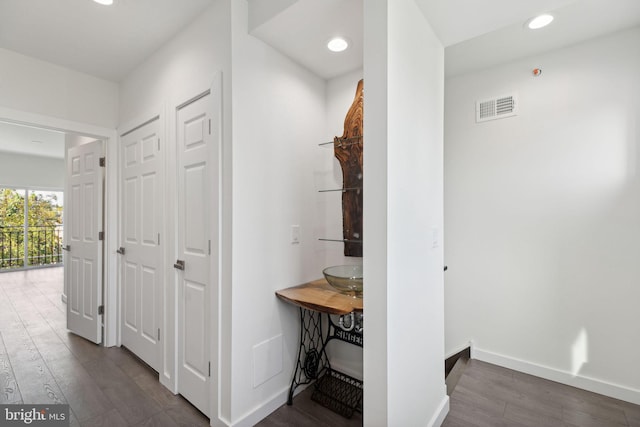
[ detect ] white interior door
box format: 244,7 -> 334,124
176,93 -> 214,416
119,118 -> 162,371
66,140 -> 104,344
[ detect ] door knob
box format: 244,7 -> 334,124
116,247 -> 125,255
62,245 -> 71,251
174,260 -> 185,270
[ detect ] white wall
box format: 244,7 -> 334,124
0,152 -> 64,189
0,48 -> 118,128
445,27 -> 640,403
229,1 -> 327,424
364,0 -> 447,425
117,3 -> 231,124
118,1 -> 354,424
117,1 -> 232,422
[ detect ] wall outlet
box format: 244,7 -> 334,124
291,225 -> 300,244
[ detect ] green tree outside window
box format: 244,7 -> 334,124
0,188 -> 63,269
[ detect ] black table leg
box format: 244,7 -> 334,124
287,307 -> 330,405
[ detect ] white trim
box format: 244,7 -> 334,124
115,106 -> 166,376
445,341 -> 473,360
118,105 -> 163,138
226,385 -> 310,427
165,97 -> 179,395
210,71 -> 223,427
474,347 -> 640,405
427,395 -> 450,427
104,135 -> 118,348
0,106 -> 114,139
0,106 -> 118,348
170,72 -> 223,421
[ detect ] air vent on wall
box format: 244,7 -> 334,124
476,94 -> 517,123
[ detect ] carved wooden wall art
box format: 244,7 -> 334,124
334,79 -> 363,257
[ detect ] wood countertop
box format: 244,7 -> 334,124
276,279 -> 363,315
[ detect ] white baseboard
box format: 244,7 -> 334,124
228,384 -> 311,427
427,395 -> 450,427
474,348 -> 640,406
445,341 -> 473,360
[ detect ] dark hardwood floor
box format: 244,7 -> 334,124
0,267 -> 362,427
443,359 -> 640,427
2,267 -> 639,427
0,267 -> 209,427
255,386 -> 362,427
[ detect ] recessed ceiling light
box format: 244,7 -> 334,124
93,0 -> 113,5
527,14 -> 554,30
327,37 -> 349,52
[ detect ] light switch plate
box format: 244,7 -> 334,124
291,225 -> 300,244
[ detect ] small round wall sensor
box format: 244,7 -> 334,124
533,68 -> 542,77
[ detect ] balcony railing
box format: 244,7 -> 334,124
0,225 -> 64,270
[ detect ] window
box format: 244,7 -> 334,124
0,188 -> 64,270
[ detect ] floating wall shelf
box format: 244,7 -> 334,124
318,80 -> 364,257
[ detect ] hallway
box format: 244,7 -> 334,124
0,267 -> 208,426
0,267 -> 361,427
5,268 -> 639,426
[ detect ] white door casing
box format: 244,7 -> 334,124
176,92 -> 215,417
119,118 -> 163,371
66,139 -> 104,344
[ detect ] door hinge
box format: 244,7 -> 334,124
158,233 -> 160,246
208,361 -> 211,377
99,157 -> 106,167
208,119 -> 211,135
98,305 -> 104,315
208,240 -> 211,255
98,231 -> 104,241
157,138 -> 160,151
157,328 -> 160,341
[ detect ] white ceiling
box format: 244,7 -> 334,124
0,122 -> 65,159
248,0 -> 640,79
0,0 -> 214,82
445,0 -> 640,77
0,0 -> 637,87
249,0 -> 363,80
1,0 -> 639,157
415,0 -> 579,47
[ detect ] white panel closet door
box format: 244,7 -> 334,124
66,140 -> 103,344
176,93 -> 213,417
119,118 -> 162,372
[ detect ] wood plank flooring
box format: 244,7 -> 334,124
443,358 -> 640,427
0,267 -> 208,427
255,386 -> 363,427
0,267 -> 360,427
3,267 -> 639,427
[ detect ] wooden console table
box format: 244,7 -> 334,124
276,279 -> 364,418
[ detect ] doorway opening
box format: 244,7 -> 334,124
0,113 -> 118,347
